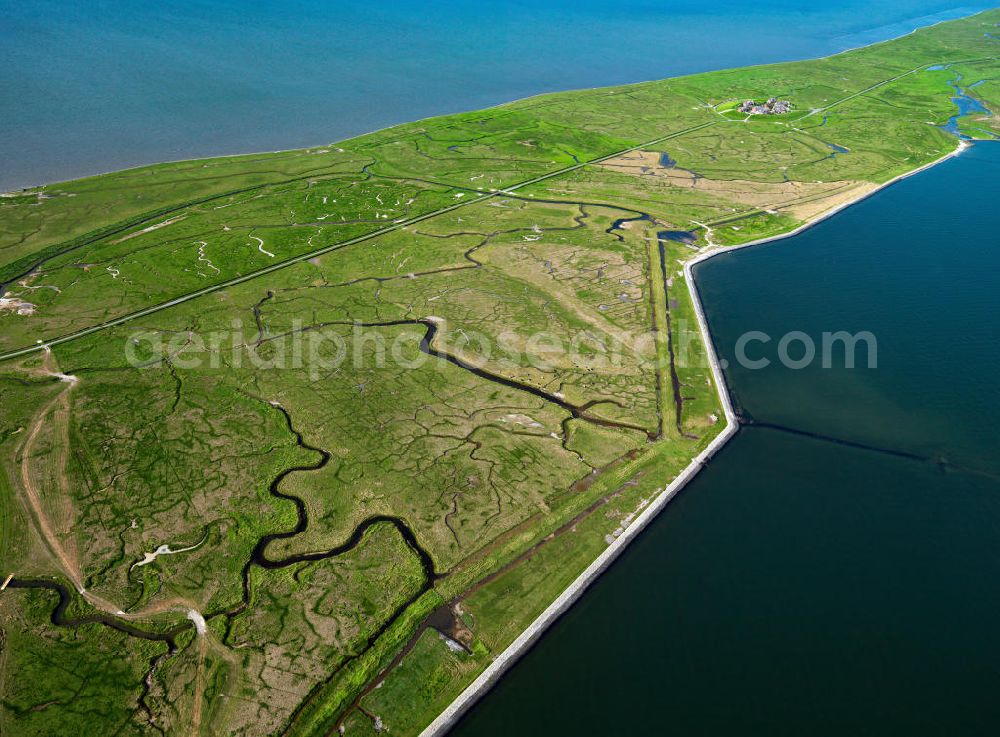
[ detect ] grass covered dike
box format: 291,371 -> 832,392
0,10 -> 997,736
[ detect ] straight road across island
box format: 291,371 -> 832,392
0,120 -> 719,362
3,54 -> 992,363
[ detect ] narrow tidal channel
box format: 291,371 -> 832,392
451,143 -> 1000,736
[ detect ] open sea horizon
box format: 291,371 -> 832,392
0,0 -> 988,191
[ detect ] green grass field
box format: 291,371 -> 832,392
0,11 -> 997,736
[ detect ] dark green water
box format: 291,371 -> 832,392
452,144 -> 1000,736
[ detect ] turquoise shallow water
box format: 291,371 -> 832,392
0,0 -> 986,190
451,143 -> 1000,736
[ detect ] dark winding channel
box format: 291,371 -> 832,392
262,317 -> 656,440
247,403 -> 435,576
3,578 -> 184,731
212,400 -> 441,637
3,578 -> 185,644
7,191 -> 668,725
6,390 -> 440,727
503,190 -> 690,439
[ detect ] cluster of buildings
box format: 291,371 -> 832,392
0,295 -> 36,315
737,97 -> 792,115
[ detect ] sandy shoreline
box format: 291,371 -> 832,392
419,137 -> 970,737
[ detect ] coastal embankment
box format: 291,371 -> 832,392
420,137 -> 970,737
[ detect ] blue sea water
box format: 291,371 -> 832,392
0,0 -> 988,190
2,4 -> 998,734
451,141 -> 1000,737
944,74 -> 994,136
